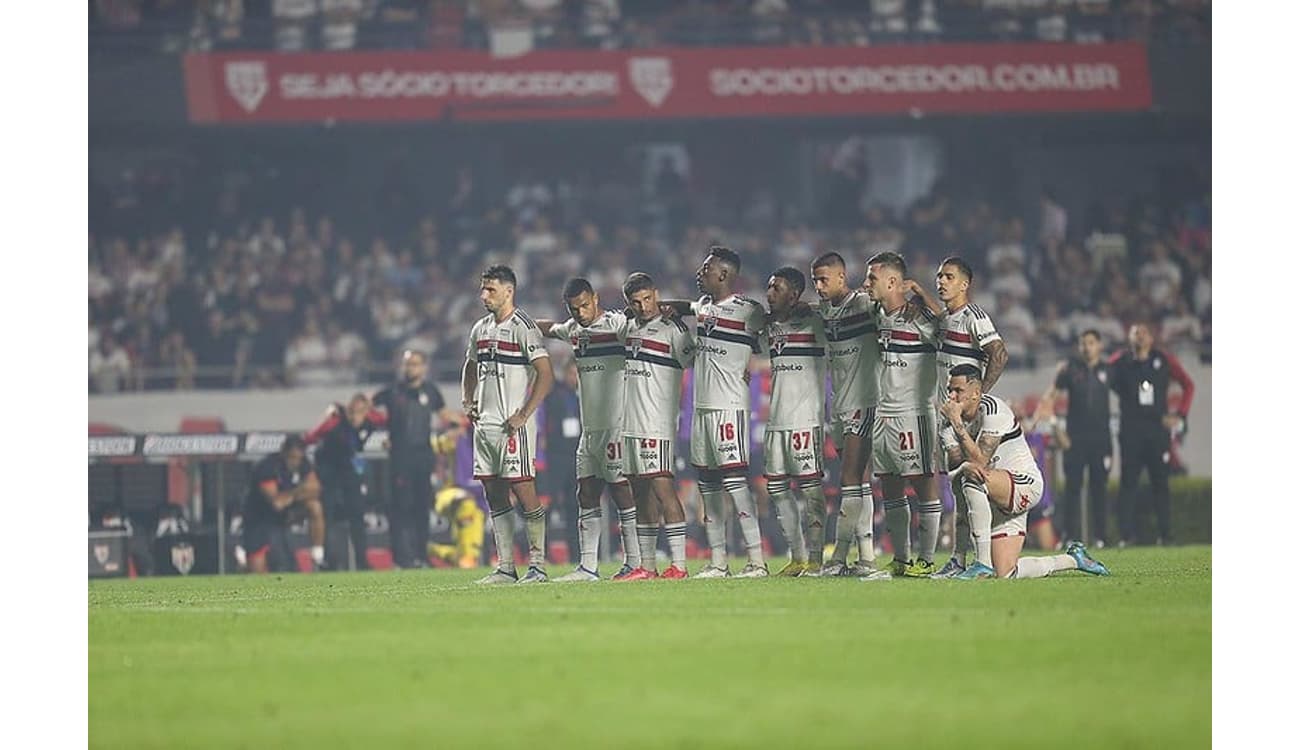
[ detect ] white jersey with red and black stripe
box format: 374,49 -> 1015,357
937,303 -> 1001,401
763,314 -> 828,431
818,289 -> 881,412
875,301 -> 940,418
623,317 -> 696,441
465,309 -> 548,429
547,311 -> 629,432
939,394 -> 1042,485
690,294 -> 765,410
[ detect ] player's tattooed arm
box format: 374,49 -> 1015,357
902,279 -> 944,318
945,445 -> 964,473
981,339 -> 1009,391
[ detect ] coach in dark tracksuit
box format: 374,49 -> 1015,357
373,350 -> 449,568
305,393 -> 386,570
1107,323 -> 1195,546
1038,329 -> 1114,546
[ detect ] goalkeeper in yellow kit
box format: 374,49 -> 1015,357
425,432 -> 485,569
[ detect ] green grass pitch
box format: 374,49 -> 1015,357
89,546 -> 1210,749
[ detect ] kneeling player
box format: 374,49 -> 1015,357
938,365 -> 1109,579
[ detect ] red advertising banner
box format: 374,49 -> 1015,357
184,43 -> 1151,124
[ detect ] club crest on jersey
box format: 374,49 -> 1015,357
488,338 -> 499,357
418,392 -> 428,406
629,338 -> 643,358
575,329 -> 591,355
879,328 -> 893,348
702,313 -> 718,335
826,318 -> 840,338
772,334 -> 788,354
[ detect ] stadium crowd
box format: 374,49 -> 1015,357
89,149 -> 1212,393
91,0 -> 1211,55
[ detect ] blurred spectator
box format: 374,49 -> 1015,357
325,320 -> 369,384
158,329 -> 198,390
90,334 -> 133,394
1039,188 -> 1068,248
273,0 -> 319,51
1160,299 -> 1203,355
986,217 -> 1027,272
285,315 -> 333,387
1138,240 -> 1183,314
320,0 -> 363,50
995,293 -> 1037,368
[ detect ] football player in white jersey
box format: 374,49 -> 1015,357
931,257 -> 1011,578
761,267 -> 831,577
938,365 -> 1110,579
863,251 -> 944,578
462,265 -> 555,585
537,278 -> 641,582
808,252 -> 890,580
681,246 -> 770,578
619,272 -> 697,580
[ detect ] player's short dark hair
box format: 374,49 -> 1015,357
811,252 -> 846,270
402,348 -> 426,362
623,272 -> 656,298
481,264 -> 517,287
867,251 -> 907,276
772,266 -> 806,298
940,256 -> 974,282
562,277 -> 594,300
708,245 -> 742,273
1079,329 -> 1101,342
949,364 -> 983,384
282,434 -> 307,454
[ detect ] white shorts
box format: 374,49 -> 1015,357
623,436 -> 674,478
990,469 -> 1044,539
830,405 -> 874,454
690,409 -> 750,471
764,426 -> 824,480
871,412 -> 938,477
576,429 -> 626,485
472,423 -> 537,482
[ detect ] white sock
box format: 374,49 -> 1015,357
523,506 -> 547,568
1012,555 -> 1076,579
883,497 -> 911,563
953,487 -> 971,567
724,476 -> 764,566
664,522 -> 687,568
311,545 -> 325,565
855,484 -> 875,563
959,479 -> 994,568
617,507 -> 640,568
490,508 -> 516,573
798,479 -> 827,565
700,481 -> 728,567
769,482 -> 806,563
636,524 -> 658,572
915,498 -> 942,564
832,484 -> 863,563
577,507 -> 602,572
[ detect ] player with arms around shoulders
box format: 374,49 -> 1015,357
462,264 -> 555,584
536,277 -> 642,581
762,267 -> 833,577
863,251 -> 945,578
665,245 -> 770,578
932,256 -> 1010,577
239,435 -> 325,573
618,272 -> 697,580
808,252 -> 890,579
938,365 -> 1110,579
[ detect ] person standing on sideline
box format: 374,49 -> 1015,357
305,393 -> 387,570
463,264 -> 555,584
372,349 -> 457,569
1034,329 -> 1114,547
1107,323 -> 1195,545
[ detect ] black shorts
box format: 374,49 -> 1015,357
243,521 -> 292,568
